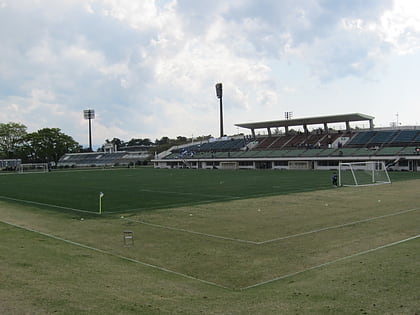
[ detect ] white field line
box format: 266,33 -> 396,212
0,194 -> 236,215
241,234 -> 420,290
124,207 -> 420,245
0,195 -> 96,215
122,218 -> 259,244
248,186 -> 332,199
107,198 -> 232,214
259,207 -> 420,244
0,219 -> 231,291
139,188 -> 241,200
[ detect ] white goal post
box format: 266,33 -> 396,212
338,161 -> 391,187
18,163 -> 49,174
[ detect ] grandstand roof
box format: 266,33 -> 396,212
235,113 -> 374,136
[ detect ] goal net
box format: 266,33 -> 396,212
18,163 -> 49,174
220,161 -> 239,170
338,161 -> 391,187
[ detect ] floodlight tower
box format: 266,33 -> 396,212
285,111 -> 293,120
83,109 -> 95,151
215,83 -> 223,137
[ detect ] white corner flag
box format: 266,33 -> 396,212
99,192 -> 104,214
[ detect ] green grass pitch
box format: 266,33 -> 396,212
0,168 -> 339,213
0,168 -> 419,314
1,167 -> 419,214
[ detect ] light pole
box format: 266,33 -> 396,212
285,111 -> 293,120
83,109 -> 95,151
215,83 -> 223,138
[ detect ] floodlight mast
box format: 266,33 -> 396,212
215,83 -> 223,138
83,109 -> 95,151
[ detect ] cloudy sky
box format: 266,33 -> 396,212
1,0 -> 420,146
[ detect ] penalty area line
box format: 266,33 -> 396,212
122,207 -> 420,245
122,217 -> 259,244
0,219 -> 232,291
241,234 -> 420,290
259,207 -> 420,244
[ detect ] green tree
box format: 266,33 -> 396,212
24,128 -> 80,164
111,138 -> 123,149
0,122 -> 27,158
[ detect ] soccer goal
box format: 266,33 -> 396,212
18,163 -> 49,174
338,161 -> 391,187
220,161 -> 239,170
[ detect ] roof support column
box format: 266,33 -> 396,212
285,126 -> 289,135
345,121 -> 350,131
251,129 -> 256,138
324,123 -> 328,133
369,119 -> 374,130
303,124 -> 308,134
267,128 -> 272,136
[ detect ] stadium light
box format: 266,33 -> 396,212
83,109 -> 95,151
215,83 -> 223,137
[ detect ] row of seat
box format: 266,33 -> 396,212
175,138 -> 253,153
164,146 -> 419,159
58,152 -> 148,166
348,130 -> 420,146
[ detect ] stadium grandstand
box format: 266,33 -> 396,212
58,148 -> 151,168
152,113 -> 420,171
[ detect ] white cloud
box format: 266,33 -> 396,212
1,0 -> 420,145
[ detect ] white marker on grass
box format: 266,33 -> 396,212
99,192 -> 104,214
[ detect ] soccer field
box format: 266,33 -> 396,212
0,168 -> 419,313
1,167 -> 419,214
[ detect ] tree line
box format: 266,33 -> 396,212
101,135 -> 212,152
0,122 -> 80,164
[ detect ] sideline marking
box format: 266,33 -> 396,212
241,234 -> 420,290
140,188 -> 240,200
0,219 -> 231,291
125,207 -> 420,245
0,195 -> 95,215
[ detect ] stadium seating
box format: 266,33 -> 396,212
368,131 -> 398,144
145,126 -> 420,173
391,130 -> 419,144
58,151 -> 150,167
346,131 -> 376,146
